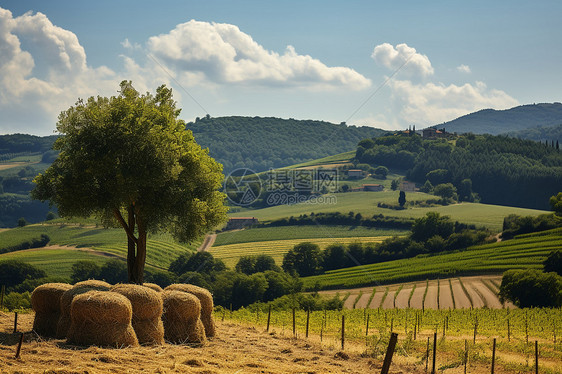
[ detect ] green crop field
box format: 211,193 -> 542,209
214,225 -> 406,246
301,228 -> 562,290
0,248 -> 111,278
281,151 -> 355,169
209,236 -> 392,268
231,191 -> 549,231
0,223 -> 199,272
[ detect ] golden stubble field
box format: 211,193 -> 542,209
0,312 -> 390,374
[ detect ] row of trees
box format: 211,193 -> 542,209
262,211 -> 414,230
281,212 -> 490,277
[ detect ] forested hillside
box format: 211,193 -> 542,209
188,116 -> 385,173
355,133 -> 562,210
503,124 -> 562,143
432,102 -> 562,135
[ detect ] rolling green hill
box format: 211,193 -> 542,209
0,224 -> 199,275
503,123 -> 562,143
189,116 -> 385,173
432,102 -> 562,135
301,227 -> 562,290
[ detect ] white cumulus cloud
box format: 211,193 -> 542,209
146,20 -> 371,90
457,64 -> 471,73
371,43 -> 434,79
388,79 -> 519,125
0,8 -> 116,135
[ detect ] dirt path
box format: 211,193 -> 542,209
343,294 -> 358,309
438,280 -> 454,309
424,281 -> 439,310
394,286 -> 412,309
381,290 -> 397,309
369,289 -> 384,308
409,283 -> 426,309
354,292 -> 372,309
472,280 -> 504,309
450,278 -> 472,308
197,233 -> 217,252
0,312 -> 397,374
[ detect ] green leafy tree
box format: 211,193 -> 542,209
17,217 -> 27,227
544,250 -> 562,276
99,259 -> 128,284
398,191 -> 406,207
374,166 -> 389,178
499,269 -> 562,307
32,82 -> 228,284
550,192 -> 562,217
322,244 -> 346,271
411,212 -> 455,242
282,242 -> 323,276
0,260 -> 46,290
390,179 -> 399,191
71,260 -> 101,283
433,183 -> 458,200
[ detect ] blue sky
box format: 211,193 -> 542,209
1,0 -> 560,135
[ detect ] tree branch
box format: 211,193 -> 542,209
113,208 -> 138,245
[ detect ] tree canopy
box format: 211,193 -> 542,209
32,81 -> 227,283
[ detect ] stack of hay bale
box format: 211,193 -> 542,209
66,290 -> 138,347
31,280 -> 216,348
111,284 -> 164,345
31,283 -> 73,338
56,280 -> 111,339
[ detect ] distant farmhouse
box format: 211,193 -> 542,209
399,181 -> 416,192
423,127 -> 451,139
224,217 -> 259,231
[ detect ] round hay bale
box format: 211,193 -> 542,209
56,281 -> 112,339
73,280 -> 111,289
162,290 -> 206,345
31,283 -> 72,338
165,284 -> 216,338
66,291 -> 138,347
110,284 -> 164,345
143,283 -> 163,292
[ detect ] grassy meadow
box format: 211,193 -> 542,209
230,191 -> 549,231
214,225 -> 406,246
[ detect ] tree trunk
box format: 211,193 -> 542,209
114,207 -> 146,285
127,205 -> 136,282
131,218 -> 147,284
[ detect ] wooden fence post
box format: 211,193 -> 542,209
0,285 -> 5,310
266,305 -> 272,333
305,309 -> 310,339
535,340 -> 539,374
380,332 -> 398,374
491,338 -> 496,374
13,312 -> 18,333
292,308 -> 296,338
341,314 -> 345,350
425,336 -> 430,373
14,332 -> 24,359
431,332 -> 437,374
464,339 -> 468,374
473,317 -> 478,343
507,319 -> 510,342
366,313 -> 370,337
